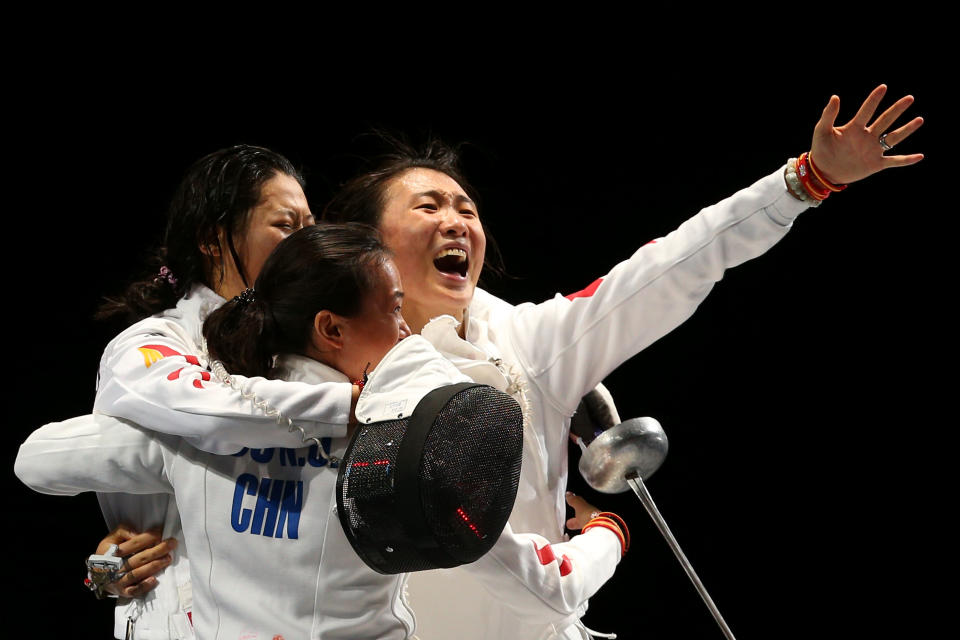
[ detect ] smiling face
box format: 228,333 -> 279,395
212,172 -> 315,299
377,168 -> 486,334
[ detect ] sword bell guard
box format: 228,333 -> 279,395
578,417 -> 668,494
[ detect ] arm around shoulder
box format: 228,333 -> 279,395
94,320 -> 353,454
15,414 -> 174,496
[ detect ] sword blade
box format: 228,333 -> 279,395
627,475 -> 737,640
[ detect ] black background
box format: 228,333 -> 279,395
5,49 -> 950,639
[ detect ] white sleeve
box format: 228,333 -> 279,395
14,414 -> 175,496
93,323 -> 352,455
354,335 -> 473,422
503,167 -> 808,416
465,523 -> 621,621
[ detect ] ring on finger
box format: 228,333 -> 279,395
880,133 -> 893,151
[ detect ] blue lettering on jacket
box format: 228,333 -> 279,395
231,473 -> 258,532
250,448 -> 274,463
279,448 -> 299,466
231,440 -> 336,468
230,473 -> 303,539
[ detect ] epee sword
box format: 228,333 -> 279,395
577,417 -> 736,640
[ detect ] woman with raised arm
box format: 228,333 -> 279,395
318,85 -> 923,639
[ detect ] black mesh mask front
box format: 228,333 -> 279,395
336,383 -> 523,574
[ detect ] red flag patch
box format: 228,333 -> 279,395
564,277 -> 604,301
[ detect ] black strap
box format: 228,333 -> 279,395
395,382 -> 480,568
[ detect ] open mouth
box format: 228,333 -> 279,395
433,247 -> 469,278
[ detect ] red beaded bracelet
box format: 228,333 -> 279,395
796,153 -> 829,201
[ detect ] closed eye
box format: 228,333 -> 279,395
273,210 -> 307,230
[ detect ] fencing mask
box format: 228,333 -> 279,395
337,380 -> 523,575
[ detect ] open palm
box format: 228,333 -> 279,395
810,84 -> 924,185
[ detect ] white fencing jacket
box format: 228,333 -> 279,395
406,165 -> 809,640
88,282 -> 356,639
16,336 -> 622,639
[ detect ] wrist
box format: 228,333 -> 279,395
807,152 -> 847,193
784,153 -> 849,207
582,511 -> 630,556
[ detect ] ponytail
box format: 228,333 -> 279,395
203,289 -> 277,379
95,249 -> 183,325
203,223 -> 390,379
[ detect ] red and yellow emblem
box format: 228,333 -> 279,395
137,345 -> 207,388
138,344 -> 201,368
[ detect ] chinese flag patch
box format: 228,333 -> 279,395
564,277 -> 604,301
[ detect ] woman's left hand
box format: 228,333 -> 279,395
809,84 -> 924,185
565,491 -> 601,531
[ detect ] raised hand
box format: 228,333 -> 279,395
810,84 -> 924,185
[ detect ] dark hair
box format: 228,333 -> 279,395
202,223 -> 391,378
97,145 -> 305,324
321,132 -> 504,279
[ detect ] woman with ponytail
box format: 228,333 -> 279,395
202,222 -> 410,383
22,224 -> 418,638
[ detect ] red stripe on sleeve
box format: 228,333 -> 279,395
558,555 -> 573,577
564,277 -> 604,301
534,542 -> 556,565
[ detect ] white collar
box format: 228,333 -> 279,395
275,354 -> 349,385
